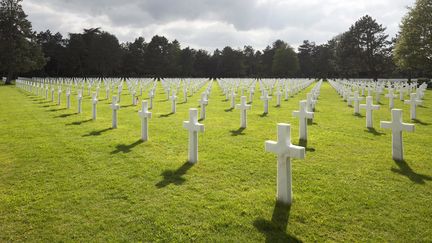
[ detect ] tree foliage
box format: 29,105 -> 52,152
394,0 -> 432,77
0,0 -> 45,84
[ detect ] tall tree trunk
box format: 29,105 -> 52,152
5,71 -> 14,85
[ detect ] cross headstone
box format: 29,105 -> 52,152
306,93 -> 316,112
260,90 -> 272,114
275,89 -> 282,107
230,90 -> 237,109
404,93 -> 422,120
348,91 -> 364,114
106,87 -> 110,99
380,109 -> 415,161
249,88 -> 255,104
199,93 -> 208,120
117,86 -> 122,103
183,88 -> 188,103
235,96 -> 252,128
77,91 -> 83,114
57,87 -> 62,105
92,93 -> 98,120
385,88 -> 397,109
292,100 -> 314,141
169,91 -> 177,114
149,89 -> 154,109
183,108 -> 205,164
110,96 -> 120,128
66,88 -> 71,109
360,96 -> 380,128
132,91 -> 137,106
399,86 -> 406,101
51,87 -> 55,102
375,87 -> 382,104
138,100 -> 152,141
265,123 -> 305,205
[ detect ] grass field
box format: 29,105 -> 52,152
0,80 -> 431,242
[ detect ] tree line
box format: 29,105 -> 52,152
1,0 -> 431,84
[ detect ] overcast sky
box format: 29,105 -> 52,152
22,0 -> 415,51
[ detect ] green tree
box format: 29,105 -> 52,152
271,45 -> 299,77
336,15 -> 391,79
394,0 -> 432,77
0,0 -> 45,84
219,46 -> 245,77
297,40 -> 316,78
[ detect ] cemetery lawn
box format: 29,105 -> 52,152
1,81 -> 431,242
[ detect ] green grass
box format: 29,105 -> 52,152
0,81 -> 431,242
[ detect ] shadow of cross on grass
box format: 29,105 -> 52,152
111,139 -> 143,154
66,119 -> 92,126
156,162 -> 193,188
230,127 -> 246,136
298,139 -> 315,152
253,202 -> 301,243
82,128 -> 113,137
391,159 -> 432,184
365,127 -> 385,136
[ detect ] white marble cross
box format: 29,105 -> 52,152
306,93 -> 316,112
183,108 -> 205,164
385,88 -> 397,109
348,91 -> 364,114
106,87 -> 110,99
183,88 -> 188,103
230,90 -> 237,109
51,87 -> 55,102
148,89 -> 154,109
235,96 -> 252,128
404,93 -> 422,120
275,89 -> 282,106
66,88 -> 71,109
380,109 -> 415,161
375,88 -> 382,103
265,123 -> 305,205
117,86 -> 122,103
399,86 -> 406,101
360,96 -> 380,128
292,100 -> 314,141
77,91 -> 83,114
169,91 -> 177,114
138,100 -> 152,141
57,87 -> 62,105
249,88 -> 255,104
260,90 -> 272,114
166,87 -> 171,100
92,93 -> 98,120
199,93 -> 208,120
132,91 -> 137,106
45,86 -> 49,99
110,96 -> 120,128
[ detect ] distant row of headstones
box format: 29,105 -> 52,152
329,79 -> 426,162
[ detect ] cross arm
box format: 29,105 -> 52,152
402,123 -> 415,132
380,121 -> 392,129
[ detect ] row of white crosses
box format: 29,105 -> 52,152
218,79 -> 315,115
329,79 -> 421,161
332,79 -> 425,121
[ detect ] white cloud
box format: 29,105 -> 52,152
22,0 -> 415,51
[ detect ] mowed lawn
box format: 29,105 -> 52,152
0,80 -> 431,242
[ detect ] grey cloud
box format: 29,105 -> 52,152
23,0 -> 415,51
